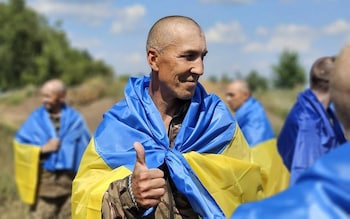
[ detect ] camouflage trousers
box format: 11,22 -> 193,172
29,195 -> 71,219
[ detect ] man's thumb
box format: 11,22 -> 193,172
134,142 -> 146,166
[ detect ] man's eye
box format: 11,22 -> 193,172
180,54 -> 198,61
180,54 -> 194,60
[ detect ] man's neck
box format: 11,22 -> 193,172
312,89 -> 330,109
153,96 -> 179,131
48,106 -> 62,118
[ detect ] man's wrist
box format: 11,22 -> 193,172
127,174 -> 139,210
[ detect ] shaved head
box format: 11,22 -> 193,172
310,56 -> 335,93
146,15 -> 204,53
330,44 -> 350,138
229,80 -> 251,95
41,79 -> 66,96
40,79 -> 66,113
145,15 -> 208,104
225,80 -> 251,112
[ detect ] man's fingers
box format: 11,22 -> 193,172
134,142 -> 146,166
148,168 -> 164,179
138,197 -> 162,209
136,187 -> 166,208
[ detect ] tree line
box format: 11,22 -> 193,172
0,0 -> 114,91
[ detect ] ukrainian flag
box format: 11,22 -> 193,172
14,105 -> 91,204
72,76 -> 288,218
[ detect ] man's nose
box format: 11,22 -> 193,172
191,58 -> 204,76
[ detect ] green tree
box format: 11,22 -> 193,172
272,49 -> 306,89
0,0 -> 43,89
0,0 -> 113,90
245,70 -> 268,92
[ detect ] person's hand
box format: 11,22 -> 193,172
131,142 -> 166,209
41,138 -> 60,154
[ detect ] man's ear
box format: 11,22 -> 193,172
59,93 -> 66,103
243,91 -> 250,101
147,48 -> 159,71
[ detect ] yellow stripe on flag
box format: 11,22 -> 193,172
251,138 -> 290,196
72,139 -> 132,219
184,152 -> 264,217
13,140 -> 41,205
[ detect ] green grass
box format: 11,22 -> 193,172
0,123 -> 28,218
0,85 -> 37,105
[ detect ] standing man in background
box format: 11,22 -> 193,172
225,80 -> 275,147
14,79 -> 91,219
277,56 -> 346,185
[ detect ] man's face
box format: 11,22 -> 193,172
225,83 -> 248,112
40,85 -> 63,113
153,28 -> 207,101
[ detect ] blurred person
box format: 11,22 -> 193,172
277,56 -> 346,185
72,15 -> 288,219
14,79 -> 91,219
231,43 -> 350,219
225,80 -> 275,147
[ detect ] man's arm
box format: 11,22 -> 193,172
40,138 -> 60,154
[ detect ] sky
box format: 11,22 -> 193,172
21,0 -> 350,80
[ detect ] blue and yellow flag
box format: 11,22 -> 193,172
14,104 -> 91,204
278,89 -> 345,184
72,76 -> 288,218
234,97 -> 275,147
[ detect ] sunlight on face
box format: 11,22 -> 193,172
156,27 -> 207,100
225,84 -> 248,112
40,83 -> 64,113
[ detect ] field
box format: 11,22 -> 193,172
0,77 -> 299,218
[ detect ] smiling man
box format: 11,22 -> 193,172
71,15 -> 271,219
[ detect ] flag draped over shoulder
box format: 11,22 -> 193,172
234,97 -> 275,147
277,89 -> 346,184
14,104 -> 90,204
73,75 -> 265,219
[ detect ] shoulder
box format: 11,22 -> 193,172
62,104 -> 85,120
26,105 -> 46,120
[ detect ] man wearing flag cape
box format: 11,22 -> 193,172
72,15 -> 288,219
14,79 -> 91,218
231,43 -> 350,219
225,80 -> 275,147
277,56 -> 346,185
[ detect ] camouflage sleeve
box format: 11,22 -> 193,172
101,175 -> 146,219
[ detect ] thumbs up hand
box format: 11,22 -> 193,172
130,142 -> 166,209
